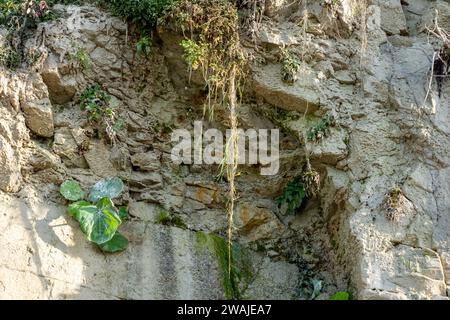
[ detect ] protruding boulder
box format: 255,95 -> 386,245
40,54 -> 77,105
252,64 -> 320,113
21,97 -> 54,138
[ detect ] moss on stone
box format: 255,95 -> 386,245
195,231 -> 253,299
155,210 -> 187,229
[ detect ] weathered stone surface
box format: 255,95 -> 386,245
264,0 -> 293,18
236,202 -> 285,242
40,54 -> 77,105
130,152 -> 161,171
28,143 -> 62,172
245,257 -> 299,299
334,70 -> 356,85
309,129 -> 349,165
52,128 -> 88,168
21,97 -> 54,138
252,64 -> 320,113
83,141 -> 117,178
128,171 -> 163,192
0,192 -> 300,299
185,184 -> 220,207
0,136 -> 21,192
376,0 -> 408,35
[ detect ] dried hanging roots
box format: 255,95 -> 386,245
164,0 -> 247,280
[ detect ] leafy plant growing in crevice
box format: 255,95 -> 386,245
277,176 -> 306,215
195,231 -> 253,300
136,33 -> 152,57
68,44 -> 91,70
281,48 -> 301,84
277,167 -> 320,215
79,84 -> 119,143
0,43 -> 20,69
59,177 -> 129,253
306,114 -> 336,142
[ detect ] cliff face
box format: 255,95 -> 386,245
0,0 -> 449,300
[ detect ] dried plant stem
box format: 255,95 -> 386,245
226,65 -> 238,278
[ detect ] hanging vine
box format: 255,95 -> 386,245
164,0 -> 247,293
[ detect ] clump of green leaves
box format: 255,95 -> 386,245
195,231 -> 253,300
80,84 -> 112,122
0,0 -> 53,69
59,177 -> 129,253
106,0 -> 175,28
164,0 -> 247,117
79,84 -> 118,142
277,176 -> 306,215
277,168 -> 320,215
329,291 -> 350,300
136,33 -> 152,57
306,114 -> 336,142
68,44 -> 91,70
0,43 -> 20,68
0,0 -> 21,24
155,210 -> 187,229
0,0 -> 50,25
281,48 -> 301,84
180,39 -> 205,73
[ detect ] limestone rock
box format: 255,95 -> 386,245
110,145 -> 132,171
334,70 -> 356,85
129,201 -> 160,222
130,152 -> 161,171
28,144 -> 62,172
128,171 -> 163,192
83,141 -> 117,178
360,245 -> 447,299
236,202 -> 286,242
376,0 -> 408,35
309,129 -> 349,165
264,0 -> 299,19
185,184 -> 220,207
0,136 -> 21,192
21,97 -> 54,138
40,54 -> 77,105
258,24 -> 301,47
245,257 -> 299,299
52,128 -> 88,168
252,64 -> 320,113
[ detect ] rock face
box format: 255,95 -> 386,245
0,194 -> 299,299
1,0 -> 450,300
0,5 -> 302,300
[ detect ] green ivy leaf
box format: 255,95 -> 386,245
88,177 -> 124,202
98,232 -> 129,253
68,201 -> 91,219
71,198 -> 122,245
330,292 -> 350,300
60,180 -> 84,201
